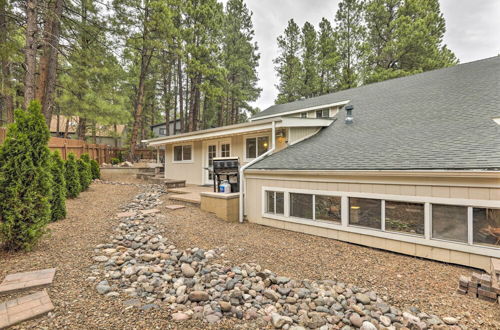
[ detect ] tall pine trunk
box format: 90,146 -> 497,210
0,0 -> 14,123
177,56 -> 184,133
23,0 -> 37,108
36,0 -> 63,126
129,50 -> 152,160
77,117 -> 86,140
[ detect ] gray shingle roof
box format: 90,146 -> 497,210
250,56 -> 500,171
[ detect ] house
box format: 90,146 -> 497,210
50,115 -> 126,147
144,56 -> 500,269
150,119 -> 182,137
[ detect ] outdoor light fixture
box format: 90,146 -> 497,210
345,105 -> 354,124
350,206 -> 360,210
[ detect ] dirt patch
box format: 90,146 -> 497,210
156,196 -> 500,329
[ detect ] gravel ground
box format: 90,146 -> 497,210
0,183 -> 255,330
1,182 -> 498,329
157,196 -> 500,329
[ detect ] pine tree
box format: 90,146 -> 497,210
77,157 -> 92,191
49,151 -> 66,221
317,18 -> 340,94
300,22 -> 321,98
0,101 -> 51,251
65,153 -> 81,198
221,0 -> 261,125
274,19 -> 303,104
335,0 -> 366,90
90,159 -> 100,179
364,0 -> 457,83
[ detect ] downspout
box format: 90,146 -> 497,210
239,121 -> 276,223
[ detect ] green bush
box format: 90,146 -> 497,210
0,101 -> 52,251
65,153 -> 81,198
110,157 -> 120,165
49,151 -> 67,221
77,157 -> 92,191
90,159 -> 100,179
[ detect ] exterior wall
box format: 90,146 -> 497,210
288,127 -> 320,144
164,141 -> 203,185
163,130 -> 288,185
244,171 -> 500,270
152,121 -> 181,137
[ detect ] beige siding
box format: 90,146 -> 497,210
244,171 -> 500,269
288,127 -> 320,144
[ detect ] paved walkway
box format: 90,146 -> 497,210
0,268 -> 56,296
0,290 -> 54,328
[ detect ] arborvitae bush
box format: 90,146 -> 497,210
0,101 -> 52,251
49,151 -> 67,221
90,159 -> 100,179
65,153 -> 81,198
77,157 -> 92,191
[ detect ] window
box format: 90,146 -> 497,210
349,197 -> 381,229
262,187 -> 500,251
266,191 -> 284,215
432,204 -> 468,243
473,208 -> 500,247
316,109 -> 329,118
246,136 -> 269,159
173,145 -> 192,162
385,201 -> 424,236
300,112 -> 307,118
315,195 -> 341,223
159,128 -> 166,136
221,143 -> 230,157
290,193 -> 313,219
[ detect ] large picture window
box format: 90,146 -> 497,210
290,193 -> 313,219
349,198 -> 381,229
173,145 -> 192,162
315,195 -> 341,223
246,136 -> 269,159
473,208 -> 500,247
385,201 -> 425,236
432,204 -> 468,243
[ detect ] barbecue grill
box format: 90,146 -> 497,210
212,157 -> 240,193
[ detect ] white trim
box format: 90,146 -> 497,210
260,185 -> 500,258
172,143 -> 194,163
244,134 -> 271,162
249,100 -> 350,121
467,207 -> 473,245
240,121 -> 277,222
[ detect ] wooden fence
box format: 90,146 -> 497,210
0,127 -> 155,164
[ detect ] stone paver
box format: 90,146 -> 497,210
165,204 -> 185,210
140,208 -> 160,215
0,290 -> 54,329
0,268 -> 56,296
116,211 -> 136,218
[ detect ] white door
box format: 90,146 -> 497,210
204,140 -> 231,185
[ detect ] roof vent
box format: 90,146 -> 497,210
345,105 -> 354,124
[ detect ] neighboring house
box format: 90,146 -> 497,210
50,115 -> 126,147
144,56 -> 500,269
150,119 -> 182,137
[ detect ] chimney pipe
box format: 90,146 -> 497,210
345,105 -> 353,124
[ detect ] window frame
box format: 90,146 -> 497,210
316,109 -> 329,118
261,186 -> 500,257
244,134 -> 270,161
172,143 -> 194,163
